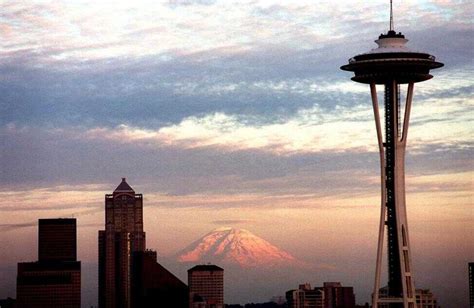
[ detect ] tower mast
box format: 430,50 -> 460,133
390,0 -> 394,31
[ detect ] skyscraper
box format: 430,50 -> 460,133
188,264 -> 224,308
98,178 -> 146,308
39,218 -> 77,262
16,218 -> 81,308
341,2 -> 443,307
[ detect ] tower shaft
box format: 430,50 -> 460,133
385,82 -> 402,299
385,81 -> 404,305
371,81 -> 416,308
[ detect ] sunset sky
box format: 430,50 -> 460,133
0,0 -> 472,307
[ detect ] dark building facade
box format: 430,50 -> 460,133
39,218 -> 77,262
98,178 -> 146,308
16,218 -> 81,308
0,298 -> 16,308
323,282 -> 355,308
131,250 -> 188,307
188,264 -> 224,308
469,263 -> 474,308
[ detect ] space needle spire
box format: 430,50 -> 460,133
390,0 -> 394,31
341,2 -> 443,308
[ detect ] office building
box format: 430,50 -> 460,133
131,250 -> 188,308
188,264 -> 224,308
16,218 -> 81,308
39,218 -> 77,262
286,283 -> 324,308
324,282 -> 355,308
98,178 -> 146,308
415,289 -> 438,308
286,282 -> 354,308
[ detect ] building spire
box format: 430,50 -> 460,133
390,0 -> 394,31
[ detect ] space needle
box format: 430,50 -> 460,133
341,1 -> 443,307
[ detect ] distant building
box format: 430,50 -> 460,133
16,218 -> 81,308
323,282 -> 355,308
0,297 -> 16,308
188,264 -> 224,308
377,286 -> 439,308
470,262 -> 474,308
270,296 -> 287,305
286,282 -> 354,308
286,283 -> 324,308
131,250 -> 188,308
415,289 -> 438,308
98,178 -> 146,308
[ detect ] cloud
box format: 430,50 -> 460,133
0,1 -> 472,130
75,91 -> 471,156
0,183 -> 105,212
211,219 -> 253,226
0,221 -> 101,232
1,106 -> 472,197
0,222 -> 36,232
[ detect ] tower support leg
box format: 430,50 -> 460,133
371,82 -> 416,308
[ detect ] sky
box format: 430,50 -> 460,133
0,0 -> 473,306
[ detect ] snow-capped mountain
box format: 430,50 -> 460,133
177,227 -> 298,268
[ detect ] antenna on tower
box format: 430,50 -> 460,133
390,0 -> 394,31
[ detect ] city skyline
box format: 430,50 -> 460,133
0,1 -> 472,307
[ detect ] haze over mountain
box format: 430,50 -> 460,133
177,227 -> 299,268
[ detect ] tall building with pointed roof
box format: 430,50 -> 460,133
99,178 -> 146,308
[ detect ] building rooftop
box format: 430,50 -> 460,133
188,264 -> 224,272
39,218 -> 76,225
114,177 -> 135,193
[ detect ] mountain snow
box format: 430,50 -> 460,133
177,227 -> 297,268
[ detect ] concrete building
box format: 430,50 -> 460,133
286,283 -> 324,308
188,264 -> 224,308
286,282 -> 354,308
323,282 -> 355,308
98,178 -> 146,308
16,219 -> 81,308
415,289 -> 438,308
